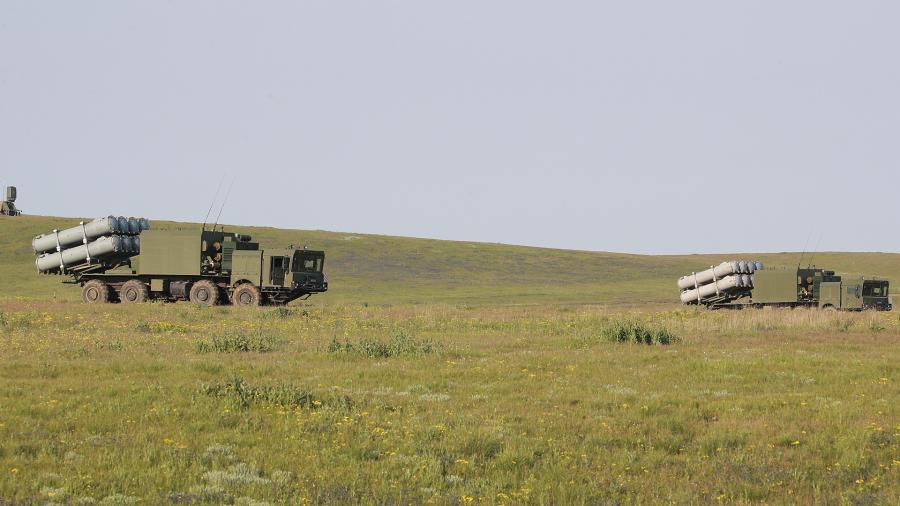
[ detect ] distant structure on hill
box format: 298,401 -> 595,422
1,186 -> 21,216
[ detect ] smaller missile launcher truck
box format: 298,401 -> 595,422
1,186 -> 21,216
678,261 -> 891,311
33,217 -> 327,306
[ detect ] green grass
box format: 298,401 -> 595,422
0,215 -> 898,503
0,304 -> 896,503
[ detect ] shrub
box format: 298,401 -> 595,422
830,318 -> 855,333
868,318 -> 886,333
328,331 -> 442,358
268,307 -> 295,319
202,463 -> 270,487
197,333 -> 280,353
600,317 -> 680,345
135,320 -> 190,334
0,311 -> 41,329
261,307 -> 311,320
200,376 -> 351,411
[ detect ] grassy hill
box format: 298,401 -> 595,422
2,214 -> 898,306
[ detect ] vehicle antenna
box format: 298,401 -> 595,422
807,232 -> 824,268
202,175 -> 226,232
211,177 -> 236,232
797,229 -> 812,269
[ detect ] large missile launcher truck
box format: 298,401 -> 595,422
33,217 -> 327,306
678,261 -> 891,311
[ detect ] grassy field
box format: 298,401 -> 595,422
0,215 -> 898,504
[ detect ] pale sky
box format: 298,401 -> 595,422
1,1 -> 898,254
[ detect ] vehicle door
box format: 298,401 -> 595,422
842,282 -> 863,310
270,256 -> 287,287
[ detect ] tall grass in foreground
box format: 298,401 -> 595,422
599,317 -> 680,345
200,376 -> 353,410
0,302 -> 896,504
328,331 -> 444,357
196,333 -> 281,353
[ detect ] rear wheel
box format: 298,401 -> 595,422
82,280 -> 111,304
189,280 -> 219,306
232,284 -> 262,307
120,280 -> 149,304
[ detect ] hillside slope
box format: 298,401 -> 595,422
2,215 -> 898,306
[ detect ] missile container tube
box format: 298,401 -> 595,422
32,216 -> 147,253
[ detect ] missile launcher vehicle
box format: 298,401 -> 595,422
1,186 -> 21,216
678,261 -> 891,311
34,218 -> 327,306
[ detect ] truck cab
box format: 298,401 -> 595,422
229,242 -> 327,305
860,278 -> 891,311
253,247 -> 327,304
816,275 -> 891,311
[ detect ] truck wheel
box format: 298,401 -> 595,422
82,280 -> 111,304
822,304 -> 837,312
120,280 -> 149,304
232,284 -> 262,307
190,280 -> 219,306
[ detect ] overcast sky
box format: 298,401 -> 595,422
1,1 -> 897,254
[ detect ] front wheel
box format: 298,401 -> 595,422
189,280 -> 220,306
232,284 -> 263,307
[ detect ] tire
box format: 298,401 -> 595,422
822,304 -> 837,312
120,280 -> 149,304
232,283 -> 262,307
189,279 -> 219,306
82,280 -> 111,304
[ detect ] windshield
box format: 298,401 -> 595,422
863,282 -> 888,297
292,252 -> 324,273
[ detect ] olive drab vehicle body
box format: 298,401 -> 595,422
748,268 -> 891,311
678,263 -> 891,311
33,220 -> 327,306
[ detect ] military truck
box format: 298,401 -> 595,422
678,261 -> 891,311
1,186 -> 21,216
33,217 -> 327,306
747,268 -> 890,311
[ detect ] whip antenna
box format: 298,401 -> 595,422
797,229 -> 812,269
212,177 -> 235,232
202,175 -> 226,231
807,232 -> 824,268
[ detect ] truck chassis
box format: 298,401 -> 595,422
71,272 -> 324,306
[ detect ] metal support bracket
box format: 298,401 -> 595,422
711,266 -> 721,296
693,272 -> 701,303
53,229 -> 66,273
80,221 -> 92,263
